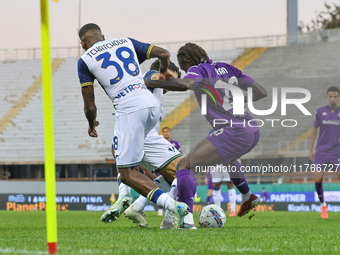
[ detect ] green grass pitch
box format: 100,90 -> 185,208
0,211 -> 339,254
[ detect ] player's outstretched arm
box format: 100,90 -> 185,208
149,46 -> 170,73
144,78 -> 194,91
245,82 -> 267,102
81,85 -> 99,137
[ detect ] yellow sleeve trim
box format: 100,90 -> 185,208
151,72 -> 160,80
81,82 -> 93,88
146,45 -> 154,60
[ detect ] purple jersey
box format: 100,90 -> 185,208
261,190 -> 268,200
314,105 -> 340,156
184,59 -> 256,134
170,139 -> 181,153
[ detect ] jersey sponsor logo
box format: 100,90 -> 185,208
322,112 -> 328,116
322,120 -> 340,125
113,83 -> 147,100
215,67 -> 228,76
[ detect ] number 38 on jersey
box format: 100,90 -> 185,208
95,46 -> 140,85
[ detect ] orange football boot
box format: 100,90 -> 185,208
321,206 -> 328,219
229,211 -> 236,217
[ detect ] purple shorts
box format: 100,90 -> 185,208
207,128 -> 260,166
314,153 -> 340,170
207,177 -> 214,190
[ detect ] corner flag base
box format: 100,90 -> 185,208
48,242 -> 57,254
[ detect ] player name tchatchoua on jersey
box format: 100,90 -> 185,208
86,39 -> 129,58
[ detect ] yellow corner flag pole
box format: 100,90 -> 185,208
40,0 -> 57,253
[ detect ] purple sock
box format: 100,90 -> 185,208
230,160 -> 250,194
206,195 -> 211,205
177,169 -> 196,213
315,182 -> 324,203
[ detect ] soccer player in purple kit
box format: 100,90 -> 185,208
145,43 -> 267,218
162,127 -> 182,153
309,86 -> 340,219
261,187 -> 268,202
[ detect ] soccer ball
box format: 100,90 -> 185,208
198,204 -> 226,228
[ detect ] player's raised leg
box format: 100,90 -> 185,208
176,131 -> 260,219
207,130 -> 260,217
231,160 -> 260,216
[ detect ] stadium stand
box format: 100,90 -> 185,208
0,58 -> 114,164
0,59 -> 43,123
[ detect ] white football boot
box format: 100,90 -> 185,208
124,205 -> 150,228
170,202 -> 189,230
101,194 -> 132,223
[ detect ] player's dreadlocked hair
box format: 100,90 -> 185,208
177,43 -> 209,66
149,60 -> 182,78
79,23 -> 101,41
